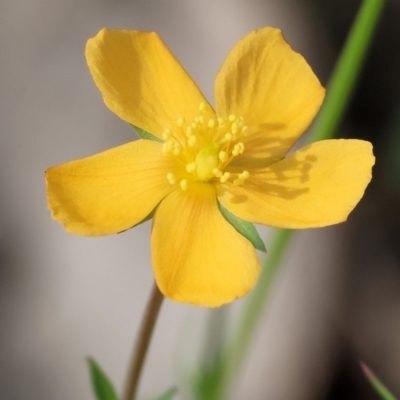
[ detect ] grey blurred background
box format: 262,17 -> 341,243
1,0 -> 400,399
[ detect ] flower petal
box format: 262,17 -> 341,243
46,140 -> 175,235
215,27 -> 325,161
151,183 -> 260,307
86,29 -> 210,140
218,140 -> 374,228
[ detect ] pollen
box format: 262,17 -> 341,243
161,103 -> 252,190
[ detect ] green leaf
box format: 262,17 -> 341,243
217,201 -> 266,252
155,386 -> 177,400
131,124 -> 163,142
361,362 -> 397,400
88,358 -> 119,400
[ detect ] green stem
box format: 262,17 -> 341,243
123,282 -> 164,400
361,363 -> 397,400
309,0 -> 385,142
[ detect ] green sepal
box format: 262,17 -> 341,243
218,202 -> 266,252
88,358 -> 120,400
131,124 -> 163,143
155,387 -> 177,400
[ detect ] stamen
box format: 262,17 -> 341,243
228,114 -> 236,122
241,170 -> 250,179
173,146 -> 181,155
186,162 -> 197,173
232,142 -> 245,156
185,126 -> 192,137
213,168 -> 223,178
162,128 -> 172,140
220,172 -> 231,183
233,171 -> 250,186
180,179 -> 188,191
188,135 -> 197,147
223,133 -> 233,142
219,151 -> 228,162
162,106 -> 249,185
241,126 -> 250,136
167,173 -> 176,185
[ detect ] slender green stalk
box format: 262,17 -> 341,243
123,282 -> 164,400
361,363 -> 397,400
204,0 -> 386,398
309,0 -> 385,142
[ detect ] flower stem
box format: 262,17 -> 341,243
123,282 -> 164,400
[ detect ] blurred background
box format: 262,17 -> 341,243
1,0 -> 399,399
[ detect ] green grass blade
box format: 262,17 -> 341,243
309,0 -> 385,142
361,362 -> 397,400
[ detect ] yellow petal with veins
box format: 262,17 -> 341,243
218,140 -> 374,228
215,27 -> 325,163
86,28 -> 211,140
46,140 -> 176,235
152,183 -> 260,307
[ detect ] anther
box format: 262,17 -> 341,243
213,168 -> 223,178
224,133 -> 233,142
228,114 -> 236,122
188,135 -> 197,147
208,119 -> 216,128
199,102 -> 206,112
186,162 -> 197,173
173,146 -> 181,156
177,117 -> 185,127
167,173 -> 176,185
180,179 -> 189,191
241,170 -> 250,179
219,151 -> 228,162
241,126 -> 250,136
185,126 -> 192,137
162,129 -> 172,140
220,172 -> 231,183
217,117 -> 225,127
232,142 -> 245,156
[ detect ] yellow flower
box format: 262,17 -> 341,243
46,27 -> 374,307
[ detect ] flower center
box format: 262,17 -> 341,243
162,102 -> 251,190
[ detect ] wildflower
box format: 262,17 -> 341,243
46,28 -> 374,307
